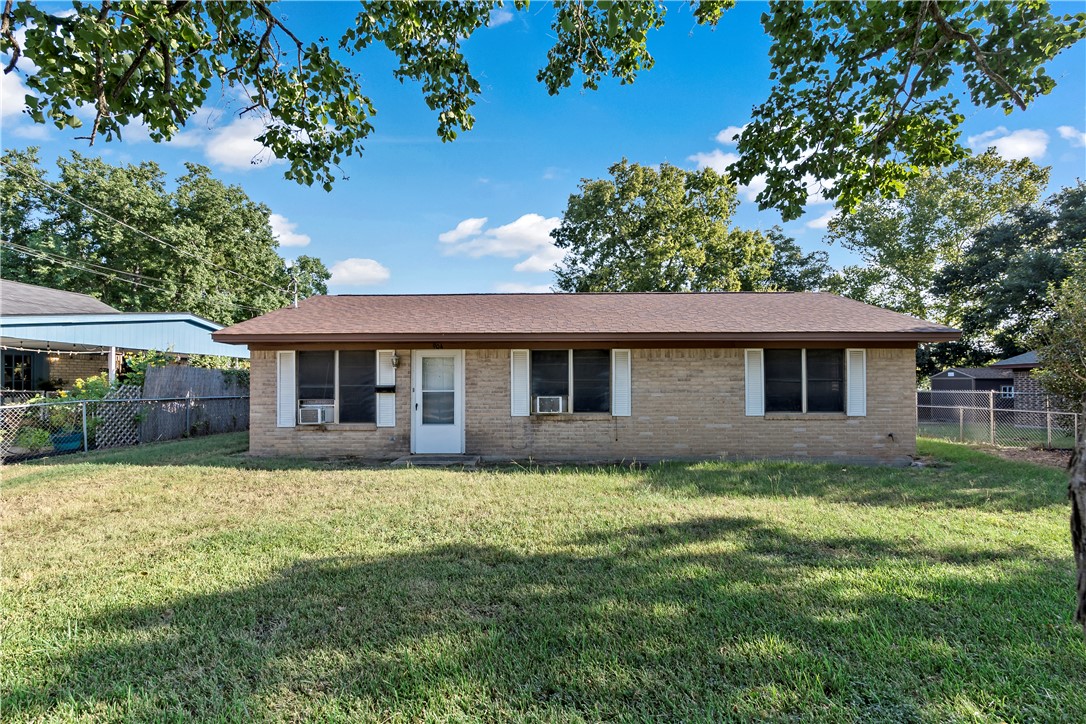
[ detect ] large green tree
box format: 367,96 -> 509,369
824,151 -> 1049,324
551,160 -> 773,293
2,1 -> 1082,213
935,182 -> 1085,358
0,148 -> 329,324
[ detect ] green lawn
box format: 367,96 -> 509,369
2,434 -> 1082,722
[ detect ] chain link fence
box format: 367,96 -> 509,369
0,396 -> 249,463
918,389 -> 1081,450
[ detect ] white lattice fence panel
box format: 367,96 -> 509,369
93,385 -> 142,449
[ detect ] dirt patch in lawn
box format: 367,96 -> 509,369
988,446 -> 1073,470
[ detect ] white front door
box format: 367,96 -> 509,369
412,350 -> 464,454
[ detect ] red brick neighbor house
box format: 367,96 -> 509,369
212,292 -> 959,464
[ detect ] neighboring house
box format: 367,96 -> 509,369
927,365 -> 1016,424
0,279 -> 247,397
212,292 -> 958,464
992,351 -> 1051,426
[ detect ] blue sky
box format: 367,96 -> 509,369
2,2 -> 1084,295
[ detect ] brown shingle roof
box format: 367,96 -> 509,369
213,292 -> 959,346
0,278 -> 119,315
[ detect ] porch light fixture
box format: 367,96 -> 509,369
390,353 -> 401,368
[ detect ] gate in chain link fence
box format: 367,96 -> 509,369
0,395 -> 249,463
918,389 -> 1081,450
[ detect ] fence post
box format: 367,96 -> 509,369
1046,397 -> 1052,448
959,407 -> 964,442
185,398 -> 192,436
988,390 -> 995,445
81,401 -> 88,453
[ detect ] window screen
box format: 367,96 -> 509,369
572,349 -> 610,412
297,351 -> 335,401
764,349 -> 802,412
806,349 -> 844,412
531,350 -> 569,397
339,350 -> 376,423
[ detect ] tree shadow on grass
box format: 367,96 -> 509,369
7,517 -> 1081,721
638,455 -> 1067,512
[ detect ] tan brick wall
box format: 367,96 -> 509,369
46,354 -> 111,388
249,350 -> 412,458
249,346 -> 917,463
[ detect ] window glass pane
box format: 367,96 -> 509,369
806,349 -> 844,412
339,350 -> 376,423
297,351 -> 335,402
531,350 -> 569,397
572,349 -> 610,412
422,391 -> 454,424
765,349 -> 802,412
422,357 -> 455,391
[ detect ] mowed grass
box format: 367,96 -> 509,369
2,434 -> 1082,722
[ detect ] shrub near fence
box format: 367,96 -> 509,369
918,389 -> 1081,450
0,395 -> 249,462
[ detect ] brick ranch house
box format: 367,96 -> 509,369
212,292 -> 959,464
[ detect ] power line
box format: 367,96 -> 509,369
0,159 -> 292,296
2,240 -> 170,285
1,242 -> 270,315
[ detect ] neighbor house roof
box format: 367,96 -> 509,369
0,278 -> 119,315
213,292 -> 960,346
991,351 -> 1039,369
932,367 -> 1013,380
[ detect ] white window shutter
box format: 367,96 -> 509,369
846,348 -> 867,417
276,351 -> 296,427
611,349 -> 632,417
376,392 -> 396,427
510,349 -> 530,417
744,349 -> 764,417
377,350 -> 396,386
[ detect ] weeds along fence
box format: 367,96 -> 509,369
918,389 -> 1081,450
0,395 -> 249,463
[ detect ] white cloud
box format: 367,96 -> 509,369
513,244 -> 565,273
805,209 -> 836,230
440,213 -> 560,258
687,149 -> 740,174
495,282 -> 553,293
714,125 -> 746,145
439,213 -> 563,276
968,126 -> 1049,160
204,116 -> 279,170
11,123 -> 50,140
1,71 -> 30,118
438,217 -> 488,243
1057,125 -> 1086,147
269,213 -> 311,248
329,258 -> 391,286
490,8 -> 515,27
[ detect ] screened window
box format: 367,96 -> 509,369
764,349 -> 844,413
806,349 -> 844,412
530,349 -> 611,413
339,351 -> 376,423
297,351 -> 335,401
297,350 -> 378,423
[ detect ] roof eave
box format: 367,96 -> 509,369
212,330 -> 961,346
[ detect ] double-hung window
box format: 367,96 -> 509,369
763,348 -> 845,413
296,350 -> 378,423
530,349 -> 611,413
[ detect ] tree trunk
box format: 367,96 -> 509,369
1071,394 -> 1086,634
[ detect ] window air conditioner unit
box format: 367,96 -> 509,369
298,403 -> 334,425
534,395 -> 565,414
